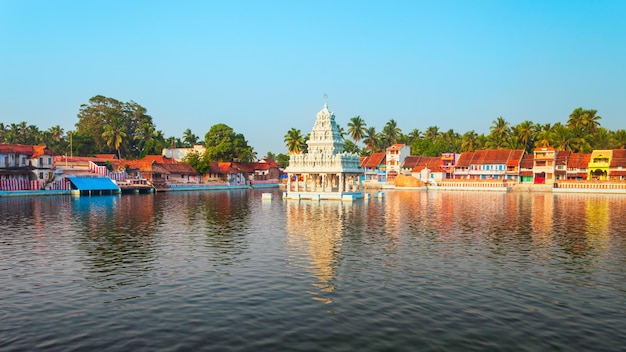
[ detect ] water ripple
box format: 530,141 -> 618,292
1,191 -> 625,351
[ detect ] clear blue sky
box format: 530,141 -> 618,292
1,0 -> 625,155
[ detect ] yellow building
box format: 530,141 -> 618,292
588,150 -> 612,180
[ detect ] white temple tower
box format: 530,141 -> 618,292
283,103 -> 363,201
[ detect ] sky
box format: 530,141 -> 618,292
1,0 -> 625,155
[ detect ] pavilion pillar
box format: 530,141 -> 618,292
338,173 -> 343,193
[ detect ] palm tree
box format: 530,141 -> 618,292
134,122 -> 156,157
48,125 -> 64,143
568,107 -> 602,136
347,116 -> 366,144
182,128 -> 198,147
102,117 -> 127,158
513,121 -> 536,153
382,119 -> 401,147
424,126 -> 440,141
592,127 -> 611,150
363,127 -> 379,153
487,116 -> 510,149
284,128 -> 305,154
461,130 -> 478,152
550,123 -> 574,151
535,129 -> 551,148
611,129 -> 626,149
408,128 -> 422,144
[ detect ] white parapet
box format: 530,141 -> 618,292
341,194 -> 358,202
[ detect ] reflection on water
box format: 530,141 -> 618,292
1,190 -> 626,351
285,201 -> 350,303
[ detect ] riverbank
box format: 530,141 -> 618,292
3,181 -> 626,197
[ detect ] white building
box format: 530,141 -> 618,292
162,144 -> 206,162
283,103 -> 363,201
386,144 -> 410,181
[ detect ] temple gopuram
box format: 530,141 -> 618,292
283,103 -> 363,201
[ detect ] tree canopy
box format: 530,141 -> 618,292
75,95 -> 167,159
204,123 -> 256,162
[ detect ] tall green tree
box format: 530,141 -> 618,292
513,121 -> 536,153
183,128 -> 199,147
102,116 -> 127,158
363,127 -> 381,154
567,107 -> 602,136
284,128 -> 306,154
204,123 -> 255,162
461,130 -> 478,152
487,116 -> 510,149
347,116 -> 367,144
611,129 -> 626,149
382,119 -> 402,147
76,95 -> 157,158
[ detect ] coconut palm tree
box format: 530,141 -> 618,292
347,116 -> 366,144
363,127 -> 380,153
513,120 -> 536,153
611,129 -> 626,149
102,117 -> 127,158
487,116 -> 510,149
592,127 -> 612,150
424,126 -> 440,141
48,125 -> 64,143
568,107 -> 602,136
461,130 -> 478,152
284,128 -> 305,154
408,128 -> 422,143
382,119 -> 401,147
182,128 -> 199,147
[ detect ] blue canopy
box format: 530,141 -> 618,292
67,177 -> 120,191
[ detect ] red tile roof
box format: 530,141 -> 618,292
455,152 -> 474,167
94,154 -> 116,160
506,150 -> 525,167
410,156 -> 442,172
257,158 -> 280,168
610,149 -> 626,168
0,144 -> 56,158
361,152 -> 386,168
453,149 -> 523,167
160,163 -> 198,175
209,162 -> 239,174
555,150 -> 571,166
386,144 -> 406,151
141,155 -> 177,164
520,154 -> 534,168
568,153 -> 591,169
401,156 -> 422,169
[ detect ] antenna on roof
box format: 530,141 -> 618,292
323,93 -> 328,105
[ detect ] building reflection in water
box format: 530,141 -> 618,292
531,193 -> 554,247
285,201 -> 351,304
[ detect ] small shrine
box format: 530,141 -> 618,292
283,103 -> 363,201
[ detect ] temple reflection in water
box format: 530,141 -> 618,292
284,200 -> 353,303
